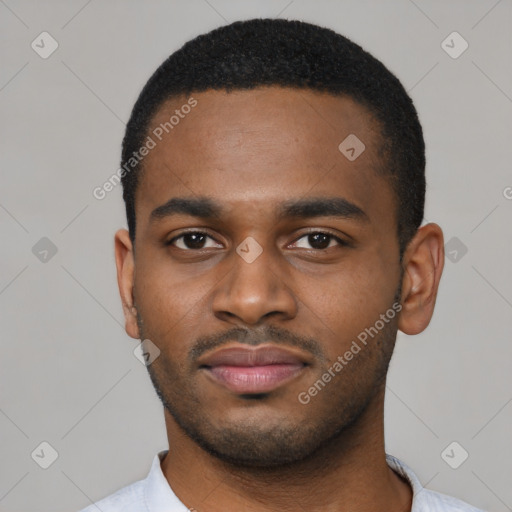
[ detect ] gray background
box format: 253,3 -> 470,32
0,1 -> 511,511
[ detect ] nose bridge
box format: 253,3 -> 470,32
212,237 -> 297,324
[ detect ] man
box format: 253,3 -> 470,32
81,18 -> 484,512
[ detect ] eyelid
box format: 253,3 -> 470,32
289,229 -> 350,249
166,229 -> 222,247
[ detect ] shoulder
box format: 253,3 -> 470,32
417,487 -> 487,512
78,478 -> 147,512
385,454 -> 486,512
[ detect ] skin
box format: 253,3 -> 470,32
114,87 -> 444,512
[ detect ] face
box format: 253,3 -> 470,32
121,87 -> 405,467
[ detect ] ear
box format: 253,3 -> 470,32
114,229 -> 140,339
398,223 -> 445,335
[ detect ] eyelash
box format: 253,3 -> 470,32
166,230 -> 349,251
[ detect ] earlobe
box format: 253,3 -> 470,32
397,223 -> 445,336
114,229 -> 140,340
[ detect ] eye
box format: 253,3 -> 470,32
167,231 -> 222,250
166,230 -> 349,252
290,232 -> 348,250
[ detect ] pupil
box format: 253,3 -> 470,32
185,233 -> 205,249
309,233 -> 330,249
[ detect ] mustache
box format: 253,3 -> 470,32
188,324 -> 327,364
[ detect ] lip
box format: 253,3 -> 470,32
198,345 -> 309,394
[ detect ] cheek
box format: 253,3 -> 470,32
133,258 -> 211,341
296,257 -> 397,356
135,242 -> 214,302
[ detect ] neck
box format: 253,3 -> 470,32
161,384 -> 412,512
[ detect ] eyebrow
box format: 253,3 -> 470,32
149,196 -> 369,223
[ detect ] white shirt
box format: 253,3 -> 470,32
78,451 -> 485,511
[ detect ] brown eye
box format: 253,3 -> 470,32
167,232 -> 221,250
292,232 -> 347,250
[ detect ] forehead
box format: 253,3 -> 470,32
136,87 -> 394,229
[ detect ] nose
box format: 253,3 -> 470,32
211,241 -> 298,326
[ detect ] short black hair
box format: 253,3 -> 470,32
121,18 -> 425,258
